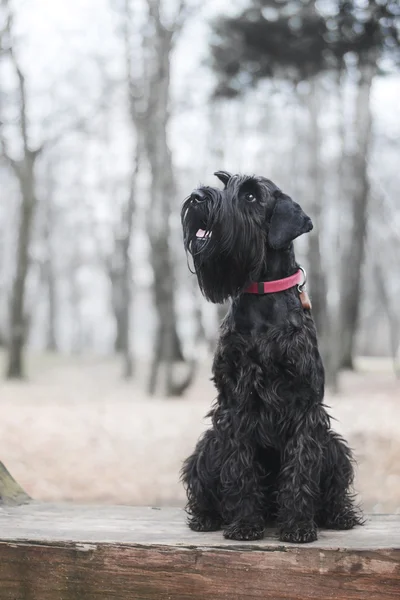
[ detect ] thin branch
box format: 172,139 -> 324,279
1,0 -> 40,160
9,47 -> 29,152
0,0 -> 11,48
146,0 -> 162,32
0,123 -> 10,157
146,0 -> 195,39
122,0 -> 141,121
173,0 -> 199,39
2,2 -> 29,152
0,120 -> 17,169
119,1 -> 148,126
40,117 -> 89,152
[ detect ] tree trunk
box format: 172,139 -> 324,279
108,147 -> 138,378
44,255 -> 58,353
109,195 -> 135,375
119,168 -> 136,379
193,295 -> 206,347
2,3 -> 40,377
69,252 -> 84,355
147,229 -> 185,396
110,270 -> 125,353
107,201 -> 133,362
304,78 -> 328,350
6,154 -> 37,379
373,262 -> 400,379
0,212 -> 7,348
144,18 -> 187,397
325,69 -> 348,392
339,59 -> 375,370
112,288 -> 133,374
42,177 -> 58,353
114,317 -> 124,353
113,309 -> 125,354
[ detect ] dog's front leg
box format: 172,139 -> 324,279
278,432 -> 322,543
182,429 -> 223,532
220,444 -> 265,541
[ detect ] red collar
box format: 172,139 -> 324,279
244,268 -> 305,294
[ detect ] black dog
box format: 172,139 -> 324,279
181,171 -> 362,543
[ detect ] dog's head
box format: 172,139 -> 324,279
181,171 -> 313,303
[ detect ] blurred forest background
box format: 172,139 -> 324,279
0,0 -> 399,511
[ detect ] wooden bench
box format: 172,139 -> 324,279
0,465 -> 399,599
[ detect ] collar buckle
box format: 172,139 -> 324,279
297,266 -> 307,293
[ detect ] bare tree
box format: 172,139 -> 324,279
111,0 -> 144,379
335,0 -> 399,369
0,191 -> 8,347
109,176 -> 136,378
303,77 -> 328,347
370,185 -> 400,379
85,166 -> 136,377
40,159 -> 58,352
79,32 -> 138,377
338,55 -> 377,369
0,0 -> 43,378
206,100 -> 229,343
323,69 -> 350,392
373,262 -> 400,379
126,0 -> 192,396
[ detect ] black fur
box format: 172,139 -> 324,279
181,171 -> 362,543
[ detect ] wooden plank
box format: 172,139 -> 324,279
0,505 -> 398,600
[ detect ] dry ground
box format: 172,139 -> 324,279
0,353 -> 399,513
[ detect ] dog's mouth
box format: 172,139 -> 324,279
196,228 -> 212,239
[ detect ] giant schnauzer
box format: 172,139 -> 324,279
181,171 -> 362,543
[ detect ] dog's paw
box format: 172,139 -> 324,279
323,511 -> 363,531
280,525 -> 318,544
188,514 -> 222,532
223,522 -> 265,541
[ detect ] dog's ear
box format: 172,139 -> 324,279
214,171 -> 232,187
268,193 -> 313,249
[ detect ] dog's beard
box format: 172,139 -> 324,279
182,198 -> 267,303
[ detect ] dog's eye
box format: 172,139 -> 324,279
245,192 -> 257,203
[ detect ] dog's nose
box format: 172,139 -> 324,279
191,190 -> 206,203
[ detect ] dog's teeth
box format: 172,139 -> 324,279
196,229 -> 211,238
